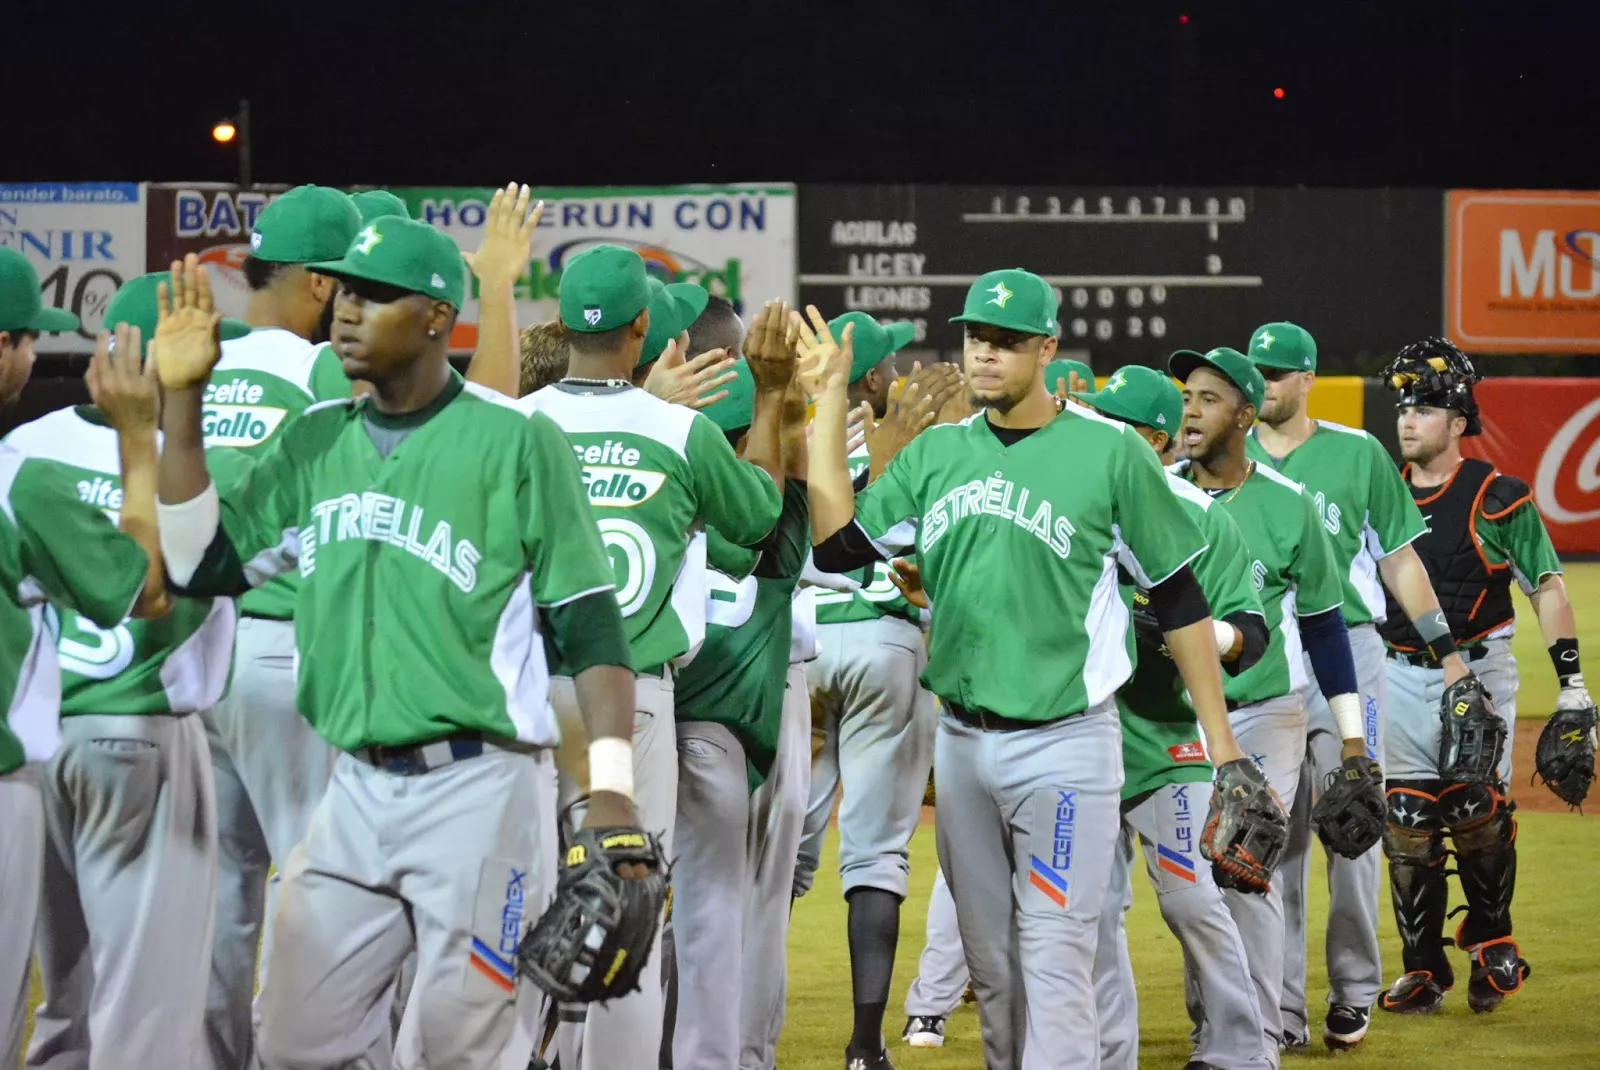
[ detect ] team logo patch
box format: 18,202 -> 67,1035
584,307 -> 603,326
1028,788 -> 1077,908
1156,842 -> 1198,883
353,224 -> 383,256
987,281 -> 1014,308
1029,855 -> 1070,908
465,858 -> 530,999
1169,741 -> 1207,764
1364,695 -> 1380,760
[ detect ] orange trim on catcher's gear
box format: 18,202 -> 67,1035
1475,937 -> 1527,994
1467,471 -> 1509,574
1481,492 -> 1533,522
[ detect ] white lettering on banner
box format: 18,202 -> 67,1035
846,253 -> 926,277
844,286 -> 932,312
1500,229 -> 1600,300
830,221 -> 917,247
303,493 -> 481,592
921,472 -> 1076,559
1535,397 -> 1600,523
173,189 -> 271,238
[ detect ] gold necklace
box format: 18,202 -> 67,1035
1217,460 -> 1255,504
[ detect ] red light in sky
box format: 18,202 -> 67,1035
1273,87 -> 1286,99
1178,13 -> 1189,24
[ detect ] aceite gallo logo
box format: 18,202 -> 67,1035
202,378 -> 287,448
573,440 -> 667,508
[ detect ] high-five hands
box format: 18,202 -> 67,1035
153,254 -> 224,390
791,305 -> 854,399
462,182 -> 544,286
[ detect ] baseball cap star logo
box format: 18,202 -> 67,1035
1106,370 -> 1129,392
1255,329 -> 1276,351
353,224 -> 384,256
987,281 -> 1014,308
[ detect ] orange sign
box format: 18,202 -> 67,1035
1446,190 -> 1600,354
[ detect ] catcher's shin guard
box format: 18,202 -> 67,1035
1382,780 -> 1453,981
1441,782 -> 1519,948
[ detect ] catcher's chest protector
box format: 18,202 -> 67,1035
1380,459 -> 1514,651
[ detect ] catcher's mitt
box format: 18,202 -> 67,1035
1533,702 -> 1597,808
1202,758 -> 1288,894
1439,673 -> 1504,785
1312,756 -> 1386,859
516,827 -> 670,1003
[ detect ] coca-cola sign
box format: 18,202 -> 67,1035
1464,378 -> 1600,552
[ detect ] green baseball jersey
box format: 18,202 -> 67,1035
1479,493 -> 1563,600
675,481 -> 810,788
1119,473 -> 1266,801
208,329 -> 351,620
189,377 -> 619,751
5,408 -> 235,718
813,445 -> 920,627
1248,421 -> 1427,627
516,385 -> 782,674
0,445 -> 149,774
854,407 -> 1207,720
1174,459 -> 1343,706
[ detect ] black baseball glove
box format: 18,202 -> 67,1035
516,827 -> 670,1003
1202,758 -> 1288,894
1438,673 -> 1505,785
1130,586 -> 1170,657
1312,755 -> 1386,858
1534,702 -> 1598,809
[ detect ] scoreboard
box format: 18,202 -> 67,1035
798,186 -> 1444,374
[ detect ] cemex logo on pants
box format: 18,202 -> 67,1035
1029,790 -> 1077,909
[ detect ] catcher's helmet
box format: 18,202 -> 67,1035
1382,337 -> 1482,436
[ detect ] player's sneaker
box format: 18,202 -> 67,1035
1379,971 -> 1449,1014
1323,1004 -> 1371,1051
1466,938 -> 1530,1014
845,1047 -> 894,1070
1281,1030 -> 1311,1054
900,1015 -> 946,1048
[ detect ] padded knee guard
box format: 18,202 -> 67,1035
1383,780 -> 1453,980
1441,781 -> 1518,949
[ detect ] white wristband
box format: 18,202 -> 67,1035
1213,618 -> 1237,657
588,737 -> 635,801
1329,692 -> 1365,743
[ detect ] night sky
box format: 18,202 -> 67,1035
10,1 -> 1597,189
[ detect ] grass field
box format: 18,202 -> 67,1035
23,571 -> 1600,1067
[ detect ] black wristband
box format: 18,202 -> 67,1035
1424,631 -> 1458,664
1550,637 -> 1582,687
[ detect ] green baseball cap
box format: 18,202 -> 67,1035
103,272 -> 251,358
637,278 -> 711,370
1072,365 -> 1183,433
309,218 -> 467,308
250,185 -> 361,264
1168,347 -> 1266,412
949,268 -> 1058,337
1044,359 -> 1095,394
827,312 -> 916,385
1248,321 -> 1317,372
351,189 -> 411,226
700,360 -> 756,433
559,245 -> 651,333
0,249 -> 78,335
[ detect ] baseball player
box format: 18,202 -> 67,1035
0,261 -> 169,1066
1044,357 -> 1094,397
1374,339 -> 1574,1015
519,320 -> 569,396
1245,321 -> 1472,1051
799,269 -> 1255,1070
1168,345 -> 1367,1057
793,312 -> 937,1068
9,282 -> 239,1068
516,245 -> 789,1070
150,226 -> 643,1068
197,182 -> 359,1070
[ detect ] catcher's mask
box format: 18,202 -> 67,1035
1382,337 -> 1482,436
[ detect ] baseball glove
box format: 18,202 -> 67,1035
1202,758 -> 1288,894
516,827 -> 670,1003
1130,586 -> 1170,657
1312,756 -> 1386,859
1533,702 -> 1598,808
1439,673 -> 1504,785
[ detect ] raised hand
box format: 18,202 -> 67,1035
744,299 -> 798,392
792,304 -> 853,399
867,364 -> 944,478
845,401 -> 871,453
86,323 -> 159,434
462,182 -> 543,285
643,333 -> 737,410
153,254 -> 224,390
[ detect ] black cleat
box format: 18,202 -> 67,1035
1380,971 -> 1449,1014
1466,938 -> 1530,1013
1281,1030 -> 1311,1054
900,1015 -> 946,1048
846,1048 -> 894,1070
1324,1004 -> 1371,1051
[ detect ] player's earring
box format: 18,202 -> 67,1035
428,328 -> 438,338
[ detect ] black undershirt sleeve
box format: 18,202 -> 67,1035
1223,610 -> 1269,676
1146,565 -> 1210,632
812,520 -> 885,573
540,590 -> 632,676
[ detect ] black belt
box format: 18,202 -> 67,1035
1388,644 -> 1491,670
944,701 -> 1050,733
353,732 -> 487,775
637,664 -> 667,679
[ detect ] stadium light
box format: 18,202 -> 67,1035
212,120 -> 236,144
1273,87 -> 1286,99
212,99 -> 253,188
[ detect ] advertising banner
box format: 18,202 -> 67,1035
399,185 -> 796,352
1464,377 -> 1600,553
798,186 -> 1443,373
145,183 -> 288,322
1446,190 -> 1600,355
0,183 -> 147,355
